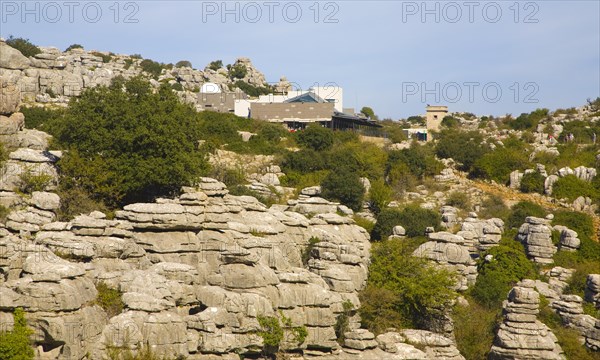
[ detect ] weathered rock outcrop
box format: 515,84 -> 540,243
0,179 -> 375,359
413,231 -> 476,291
517,217 -> 557,264
489,281 -> 565,360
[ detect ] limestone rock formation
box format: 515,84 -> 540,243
489,281 -> 565,360
517,217 -> 557,264
0,179 -> 375,358
413,231 -> 476,291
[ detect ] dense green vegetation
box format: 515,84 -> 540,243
320,166 -> 365,211
471,240 -> 538,309
360,238 -> 457,333
0,308 -> 34,360
371,205 -> 440,240
31,77 -> 208,210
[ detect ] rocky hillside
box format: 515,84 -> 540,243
0,38 -> 287,110
2,39 -> 600,360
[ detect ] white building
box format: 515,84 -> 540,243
234,85 -> 343,117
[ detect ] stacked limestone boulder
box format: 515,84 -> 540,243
554,226 -> 581,252
456,213 -> 503,253
517,217 -> 557,264
489,281 -> 565,360
413,231 -> 476,291
585,274 -> 600,308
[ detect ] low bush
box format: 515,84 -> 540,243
228,63 -> 247,79
20,106 -> 64,131
296,125 -> 334,151
371,205 -> 440,240
436,130 -> 489,172
553,175 -> 599,202
5,35 -> 41,57
471,244 -> 537,309
471,147 -> 530,184
65,44 -> 83,51
175,60 -> 192,68
506,201 -> 545,229
359,238 -> 457,332
139,59 -> 165,79
96,281 -> 124,318
91,51 -> 113,63
320,166 -> 365,211
208,60 -> 223,71
17,169 -> 54,194
257,312 -> 307,356
445,191 -> 471,211
453,298 -> 500,360
0,308 -> 34,359
367,179 -> 392,215
520,171 -> 545,194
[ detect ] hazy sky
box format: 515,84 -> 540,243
1,0 -> 599,118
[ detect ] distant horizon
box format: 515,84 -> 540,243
2,0 -> 598,119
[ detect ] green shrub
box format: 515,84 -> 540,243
56,187 -> 108,221
229,63 -> 247,79
368,179 -> 393,215
53,77 -> 208,207
387,143 -> 442,179
0,141 -> 7,165
0,308 -> 34,360
301,237 -> 321,266
208,60 -> 223,71
17,169 -> 54,194
435,130 -> 489,172
553,175 -> 599,202
297,125 -> 334,151
20,106 -> 64,130
471,245 -> 537,309
520,171 -> 545,194
371,205 -> 440,240
553,210 -> 595,241
353,216 -> 375,234
5,36 -> 41,57
335,300 -> 354,344
257,312 -> 307,356
95,281 -> 124,318
441,116 -> 460,128
360,238 -> 457,332
321,167 -> 365,211
175,60 -> 192,68
471,147 -> 530,184
234,80 -> 273,97
453,298 -> 500,360
139,59 -> 165,79
170,83 -> 183,91
445,191 -> 471,211
65,44 -> 83,51
0,204 -> 10,222
508,108 -> 549,131
91,51 -> 113,63
506,201 -> 545,229
124,58 -> 134,70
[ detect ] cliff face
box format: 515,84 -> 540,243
0,179 -> 370,358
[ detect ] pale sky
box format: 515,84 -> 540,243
1,0 -> 599,119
